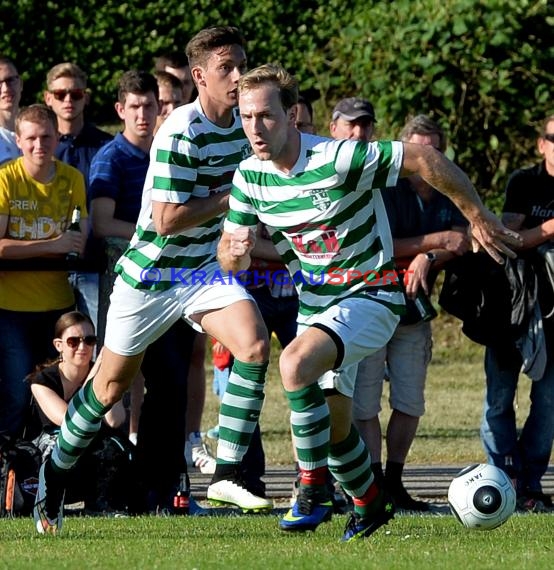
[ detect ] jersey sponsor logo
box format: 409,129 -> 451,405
291,227 -> 339,258
208,156 -> 225,166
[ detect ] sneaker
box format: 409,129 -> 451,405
388,482 -> 429,512
517,491 -> 553,513
33,461 -> 65,535
206,425 -> 219,440
280,486 -> 333,532
341,492 -> 395,542
191,443 -> 217,474
207,470 -> 273,513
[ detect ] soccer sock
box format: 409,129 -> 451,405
216,360 -> 268,464
328,425 -> 381,516
50,379 -> 110,473
371,461 -> 385,485
287,384 -> 330,478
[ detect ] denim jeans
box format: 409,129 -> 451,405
0,307 -> 70,436
480,343 -> 554,494
68,272 -> 99,331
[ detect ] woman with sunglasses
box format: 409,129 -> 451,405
27,310 -> 131,515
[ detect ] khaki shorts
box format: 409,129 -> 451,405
297,295 -> 400,398
104,262 -> 253,356
352,320 -> 432,419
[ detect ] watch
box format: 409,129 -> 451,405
424,252 -> 438,264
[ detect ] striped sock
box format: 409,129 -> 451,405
50,379 -> 110,472
328,425 -> 376,515
287,384 -> 330,472
216,360 -> 268,464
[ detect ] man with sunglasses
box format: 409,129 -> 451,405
0,104 -> 87,438
481,114 -> 554,513
44,63 -> 113,332
0,54 -> 23,165
351,115 -> 470,511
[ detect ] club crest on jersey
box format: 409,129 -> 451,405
309,189 -> 330,211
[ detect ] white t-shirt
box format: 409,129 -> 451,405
0,127 -> 20,166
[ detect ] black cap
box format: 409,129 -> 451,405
332,97 -> 377,122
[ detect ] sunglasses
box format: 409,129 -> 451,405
49,88 -> 86,102
0,75 -> 19,88
64,335 -> 98,348
543,133 -> 554,143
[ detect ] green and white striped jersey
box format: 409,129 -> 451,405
225,135 -> 406,322
116,99 -> 251,290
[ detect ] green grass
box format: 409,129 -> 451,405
2,513 -> 554,569
202,312 -> 542,466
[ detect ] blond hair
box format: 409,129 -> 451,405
238,64 -> 298,112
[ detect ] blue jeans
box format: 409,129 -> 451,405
0,307 -> 70,436
480,344 -> 554,494
68,272 -> 99,331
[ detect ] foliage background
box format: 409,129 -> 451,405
1,0 -> 553,207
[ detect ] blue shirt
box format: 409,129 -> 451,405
55,123 -> 113,198
89,132 -> 149,224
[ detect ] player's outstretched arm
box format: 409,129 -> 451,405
400,143 -> 522,263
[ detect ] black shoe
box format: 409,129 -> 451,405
341,491 -> 395,542
388,482 -> 429,511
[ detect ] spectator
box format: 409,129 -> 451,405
154,52 -> 195,104
44,62 -> 113,329
352,115 -> 470,511
329,96 -> 376,142
27,311 -> 132,514
295,95 -> 316,134
480,114 -> 554,512
0,54 -> 23,165
0,104 -> 86,437
153,70 -> 184,134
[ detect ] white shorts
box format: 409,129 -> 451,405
352,320 -> 432,418
298,295 -> 400,398
104,262 -> 253,356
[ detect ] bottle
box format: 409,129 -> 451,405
66,205 -> 81,262
172,472 -> 190,514
413,288 -> 438,322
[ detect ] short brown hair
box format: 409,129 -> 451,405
154,52 -> 188,72
154,70 -> 183,91
399,114 -> 447,152
15,104 -> 57,135
186,26 -> 245,69
117,70 -> 158,105
46,62 -> 87,89
238,64 -> 298,112
539,115 -> 554,137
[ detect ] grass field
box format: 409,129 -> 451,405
2,512 -> 554,569
2,314 -> 553,569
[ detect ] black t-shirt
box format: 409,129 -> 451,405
503,161 -> 554,228
27,364 -> 86,433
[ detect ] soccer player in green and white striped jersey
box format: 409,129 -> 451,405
34,26 -> 274,535
218,64 -> 522,541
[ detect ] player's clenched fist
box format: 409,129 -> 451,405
230,226 -> 255,257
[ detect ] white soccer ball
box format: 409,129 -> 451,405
448,463 -> 516,530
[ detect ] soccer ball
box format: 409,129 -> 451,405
448,463 -> 516,530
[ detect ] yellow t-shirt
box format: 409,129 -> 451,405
0,158 -> 88,311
